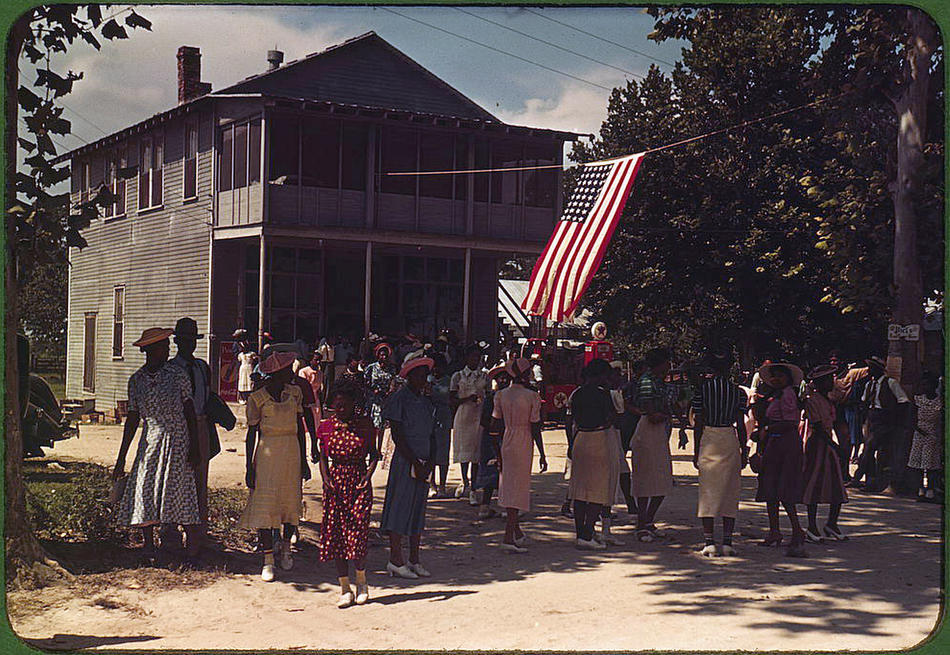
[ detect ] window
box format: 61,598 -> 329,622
302,117 -> 340,189
112,287 -> 125,359
219,118 -> 262,191
184,123 -> 198,199
380,127 -> 416,195
80,160 -> 91,204
220,128 -> 232,191
524,142 -> 557,208
268,117 -> 299,183
138,135 -> 163,210
83,313 -> 96,393
341,123 -> 368,191
419,132 -> 454,199
103,158 -> 115,218
491,140 -> 522,205
114,146 -> 126,216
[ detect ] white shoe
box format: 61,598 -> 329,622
576,538 -> 607,551
409,561 -> 431,577
603,533 -> 625,546
289,529 -> 299,547
261,564 -> 276,582
337,591 -> 355,608
514,534 -> 531,547
822,525 -> 849,541
355,585 -> 370,605
721,544 -> 737,556
455,484 -> 468,499
278,543 -> 294,571
469,490 -> 481,506
501,542 -> 528,554
700,544 -> 718,557
386,561 -> 418,579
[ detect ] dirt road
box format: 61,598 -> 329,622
8,424 -> 943,651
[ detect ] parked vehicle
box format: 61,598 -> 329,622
16,334 -> 77,457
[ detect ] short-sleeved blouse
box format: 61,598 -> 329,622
128,362 -> 192,416
766,386 -> 801,422
246,384 -> 303,433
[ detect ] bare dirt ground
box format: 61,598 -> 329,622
8,423 -> 944,651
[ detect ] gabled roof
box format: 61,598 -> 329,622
216,31 -> 498,122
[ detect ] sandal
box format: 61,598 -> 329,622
822,525 -> 849,541
804,529 -> 824,544
785,544 -> 809,558
759,534 -> 783,548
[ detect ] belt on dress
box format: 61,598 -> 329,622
576,426 -> 610,433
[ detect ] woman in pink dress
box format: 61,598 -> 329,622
298,351 -> 324,438
490,358 -> 547,553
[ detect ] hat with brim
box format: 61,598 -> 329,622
506,357 -> 533,381
231,328 -> 248,340
174,317 -> 204,340
133,327 -> 174,348
808,364 -> 838,381
757,362 -> 804,388
865,356 -> 887,370
375,342 -> 392,356
261,351 -> 297,375
400,356 -> 434,379
488,364 -> 509,380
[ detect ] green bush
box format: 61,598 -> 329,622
25,462 -> 131,544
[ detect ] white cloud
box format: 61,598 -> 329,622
487,67 -> 638,138
25,5 -> 349,146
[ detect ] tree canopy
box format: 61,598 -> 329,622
570,6 -> 943,368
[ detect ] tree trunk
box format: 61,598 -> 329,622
886,9 -> 937,494
4,11 -> 54,580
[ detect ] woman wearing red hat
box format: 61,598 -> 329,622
379,356 -> 438,578
490,358 -> 547,553
114,328 -> 202,563
240,351 -> 311,582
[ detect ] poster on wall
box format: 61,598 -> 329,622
218,340 -> 238,403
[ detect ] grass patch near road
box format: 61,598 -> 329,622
15,460 -> 254,593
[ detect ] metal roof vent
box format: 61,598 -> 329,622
267,49 -> 284,71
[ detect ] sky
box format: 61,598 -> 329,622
20,5 -> 685,158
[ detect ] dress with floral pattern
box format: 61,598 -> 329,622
364,362 -> 397,429
319,415 -> 375,561
118,363 -> 200,527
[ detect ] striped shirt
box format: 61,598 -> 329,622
691,376 -> 748,427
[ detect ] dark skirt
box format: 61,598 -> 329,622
755,421 -> 804,504
801,435 -> 848,505
475,428 -> 499,490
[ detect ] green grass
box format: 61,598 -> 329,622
36,372 -> 66,402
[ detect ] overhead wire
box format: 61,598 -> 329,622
453,7 -> 645,80
523,8 -> 676,68
380,7 -> 613,92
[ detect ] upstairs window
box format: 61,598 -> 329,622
379,127 -> 416,196
419,132 -> 454,199
112,286 -> 125,359
102,148 -> 127,218
524,142 -> 557,208
491,140 -> 522,205
219,117 -> 261,191
138,135 -> 163,210
184,122 -> 198,199
302,117 -> 340,189
341,123 -> 368,191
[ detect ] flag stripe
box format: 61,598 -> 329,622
561,155 -> 643,319
559,156 -> 641,319
521,152 -> 644,322
552,157 -> 635,320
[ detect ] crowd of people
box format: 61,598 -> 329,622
111,320 -> 943,609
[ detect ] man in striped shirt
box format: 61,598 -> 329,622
691,349 -> 749,556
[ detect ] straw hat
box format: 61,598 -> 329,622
133,327 -> 174,348
260,351 -> 297,374
756,361 -> 804,388
487,364 -> 509,380
506,357 -> 533,381
808,364 -> 838,381
374,342 -> 392,356
400,356 -> 434,379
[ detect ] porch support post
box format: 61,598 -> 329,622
364,241 -> 373,336
258,232 -> 267,350
463,247 -> 472,341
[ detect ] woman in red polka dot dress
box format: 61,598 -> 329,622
318,381 -> 378,608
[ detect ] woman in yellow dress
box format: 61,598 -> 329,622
240,352 -> 311,581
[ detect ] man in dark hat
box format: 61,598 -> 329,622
851,356 -> 911,491
171,317 -> 216,555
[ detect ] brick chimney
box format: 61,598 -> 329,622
177,46 -> 211,104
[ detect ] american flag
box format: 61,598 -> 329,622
522,153 -> 645,321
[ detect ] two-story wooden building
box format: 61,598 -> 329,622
61,32 -> 580,409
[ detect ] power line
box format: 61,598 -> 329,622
62,104 -> 111,137
380,7 -> 613,92
454,7 -> 644,80
524,8 -> 676,69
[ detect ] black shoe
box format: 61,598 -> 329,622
560,503 -> 573,518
